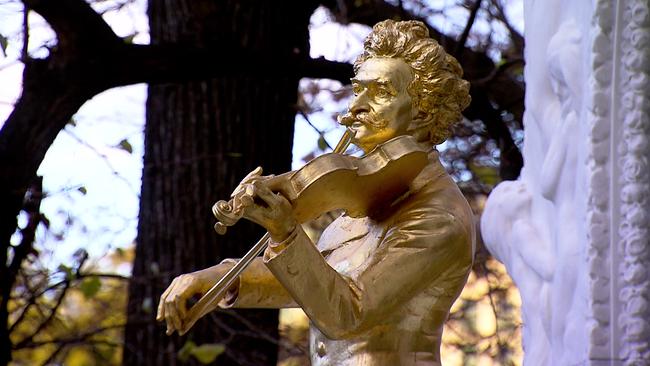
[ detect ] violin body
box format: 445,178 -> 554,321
213,135 -> 430,233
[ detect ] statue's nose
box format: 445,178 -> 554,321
349,91 -> 370,115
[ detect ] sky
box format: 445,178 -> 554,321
0,0 -> 523,269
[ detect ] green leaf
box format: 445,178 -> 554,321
177,340 -> 196,362
117,139 -> 133,154
79,277 -> 101,299
469,163 -> 500,187
317,135 -> 328,151
191,343 -> 225,364
58,264 -> 75,280
77,186 -> 87,195
0,33 -> 7,56
123,33 -> 137,44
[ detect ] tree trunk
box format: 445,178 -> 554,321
123,1 -> 317,365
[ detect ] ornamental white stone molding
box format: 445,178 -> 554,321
606,0 -> 650,364
481,0 -> 650,365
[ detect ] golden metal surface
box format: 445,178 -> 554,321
158,19 -> 474,365
176,128 -> 358,335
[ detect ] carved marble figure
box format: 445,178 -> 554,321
481,3 -> 593,364
157,20 -> 475,366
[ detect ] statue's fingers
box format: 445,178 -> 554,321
238,186 -> 255,208
244,184 -> 255,198
253,181 -> 284,207
241,205 -> 267,226
230,167 -> 262,198
240,166 -> 263,185
171,296 -> 185,331
157,295 -> 166,322
231,195 -> 242,213
165,299 -> 181,334
157,279 -> 178,321
164,303 -> 175,335
175,291 -> 188,320
156,298 -> 165,322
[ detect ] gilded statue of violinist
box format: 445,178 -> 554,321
158,20 -> 474,366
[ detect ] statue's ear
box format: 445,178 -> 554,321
408,112 -> 434,142
411,101 -> 420,119
410,111 -> 433,127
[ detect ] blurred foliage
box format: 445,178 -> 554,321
9,246 -> 132,365
442,258 -> 522,365
178,341 -> 226,365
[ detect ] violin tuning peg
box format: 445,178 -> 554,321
214,222 -> 227,235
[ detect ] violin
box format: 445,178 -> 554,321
176,130 -> 429,335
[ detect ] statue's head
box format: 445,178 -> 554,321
340,20 -> 470,152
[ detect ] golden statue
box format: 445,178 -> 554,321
158,20 -> 474,366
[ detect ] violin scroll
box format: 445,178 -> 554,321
212,200 -> 239,235
212,168 -> 263,235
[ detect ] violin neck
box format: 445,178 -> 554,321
334,128 -> 355,154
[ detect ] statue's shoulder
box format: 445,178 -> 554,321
393,157 -> 475,247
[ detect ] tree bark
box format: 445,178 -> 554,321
123,1 -> 318,365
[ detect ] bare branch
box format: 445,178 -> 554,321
13,253 -> 88,350
62,129 -> 138,197
474,57 -> 524,85
22,0 -> 120,52
455,0 -> 483,57
16,323 -> 125,349
113,46 -> 354,87
296,109 -> 333,151
489,0 -> 524,56
7,177 -> 43,293
21,3 -> 28,60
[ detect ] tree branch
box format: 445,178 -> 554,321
112,45 -> 354,87
13,253 -> 88,350
21,2 -> 28,60
16,323 -> 125,349
454,0 -> 483,57
7,177 -> 43,283
464,85 -> 522,180
22,0 -> 120,52
489,0 -> 524,56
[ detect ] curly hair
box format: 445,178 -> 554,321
354,20 -> 471,145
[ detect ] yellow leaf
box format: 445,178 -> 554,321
191,343 -> 225,364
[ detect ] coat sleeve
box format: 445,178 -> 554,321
217,257 -> 298,309
262,204 -> 473,340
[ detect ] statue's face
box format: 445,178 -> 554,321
348,57 -> 416,153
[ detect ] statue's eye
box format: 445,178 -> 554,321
375,88 -> 390,98
352,84 -> 364,95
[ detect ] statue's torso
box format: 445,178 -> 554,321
309,155 -> 474,366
